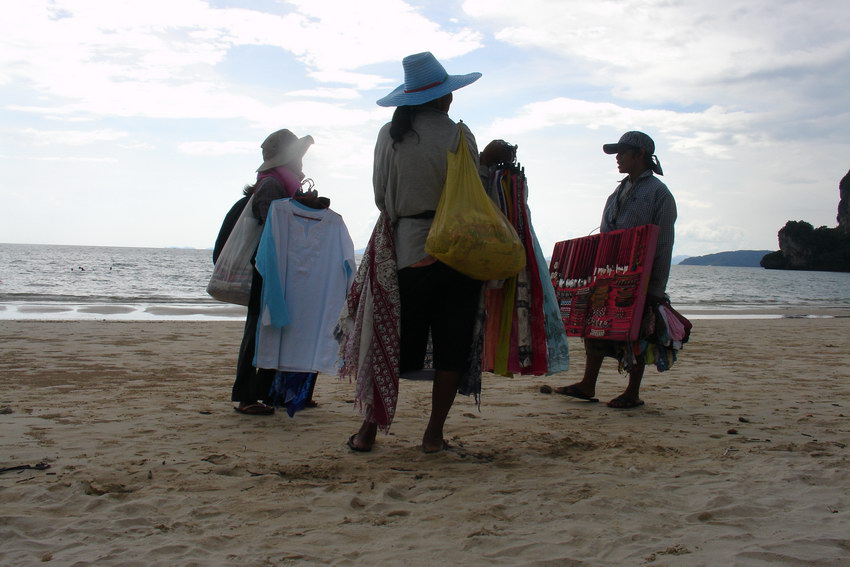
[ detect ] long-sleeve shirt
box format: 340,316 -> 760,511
600,170 -> 677,297
372,106 -> 480,269
253,199 -> 356,374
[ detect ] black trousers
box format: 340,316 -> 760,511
397,262 -> 482,373
231,268 -> 276,402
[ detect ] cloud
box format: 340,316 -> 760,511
488,97 -> 760,159
10,155 -> 118,163
463,0 -> 850,137
675,196 -> 712,210
678,219 -> 747,245
178,140 -> 256,156
117,141 -> 156,150
286,87 -> 362,100
19,127 -> 129,145
0,0 -> 483,126
283,0 -> 483,74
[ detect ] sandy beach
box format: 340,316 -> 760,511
1,316 -> 849,566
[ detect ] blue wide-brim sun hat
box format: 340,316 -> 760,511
376,51 -> 481,107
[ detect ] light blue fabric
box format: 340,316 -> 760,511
530,222 -> 570,374
255,200 -> 292,329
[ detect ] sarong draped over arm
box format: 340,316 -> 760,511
335,213 -> 400,431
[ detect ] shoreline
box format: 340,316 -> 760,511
680,306 -> 850,318
1,301 -> 849,321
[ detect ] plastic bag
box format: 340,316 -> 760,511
425,125 -> 526,280
207,194 -> 263,305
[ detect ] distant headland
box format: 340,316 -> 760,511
679,250 -> 773,267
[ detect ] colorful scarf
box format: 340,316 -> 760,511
515,172 -> 550,375
530,223 -> 570,374
257,166 -> 301,198
482,165 -> 570,376
335,213 -> 400,431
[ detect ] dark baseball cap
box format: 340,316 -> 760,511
603,131 -> 655,155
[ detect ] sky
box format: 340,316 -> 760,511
2,0 -> 849,259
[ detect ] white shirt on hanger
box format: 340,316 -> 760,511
254,199 -> 356,374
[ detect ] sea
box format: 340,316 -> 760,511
1,243 -> 849,321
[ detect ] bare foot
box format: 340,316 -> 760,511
553,384 -> 598,401
422,438 -> 450,454
606,395 -> 644,409
347,421 -> 377,452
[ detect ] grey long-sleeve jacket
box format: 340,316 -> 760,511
600,170 -> 677,297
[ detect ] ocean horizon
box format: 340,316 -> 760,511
1,243 -> 849,321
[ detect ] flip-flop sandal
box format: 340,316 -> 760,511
347,434 -> 372,453
234,403 -> 274,415
606,396 -> 645,409
422,439 -> 450,454
554,385 -> 599,402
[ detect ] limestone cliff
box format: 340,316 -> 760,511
761,169 -> 850,272
776,222 -> 815,268
838,169 -> 849,234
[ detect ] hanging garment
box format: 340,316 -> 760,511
529,218 -> 570,374
481,164 -> 570,377
267,371 -> 317,417
336,212 -> 489,430
640,299 -> 690,372
254,199 -> 355,375
513,171 -> 549,375
335,213 -> 401,431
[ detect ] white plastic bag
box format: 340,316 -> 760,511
207,195 -> 263,305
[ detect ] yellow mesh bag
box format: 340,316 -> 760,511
425,126 -> 526,280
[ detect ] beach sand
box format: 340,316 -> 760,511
1,317 -> 848,566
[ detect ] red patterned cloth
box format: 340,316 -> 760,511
515,172 -> 548,375
335,213 -> 400,431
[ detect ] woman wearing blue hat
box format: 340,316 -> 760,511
346,52 -> 487,453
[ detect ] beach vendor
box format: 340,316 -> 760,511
344,52 -> 485,453
555,131 -> 677,408
213,128 -> 319,415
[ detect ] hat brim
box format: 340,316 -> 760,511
376,72 -> 482,107
257,135 -> 314,172
602,142 -> 638,154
